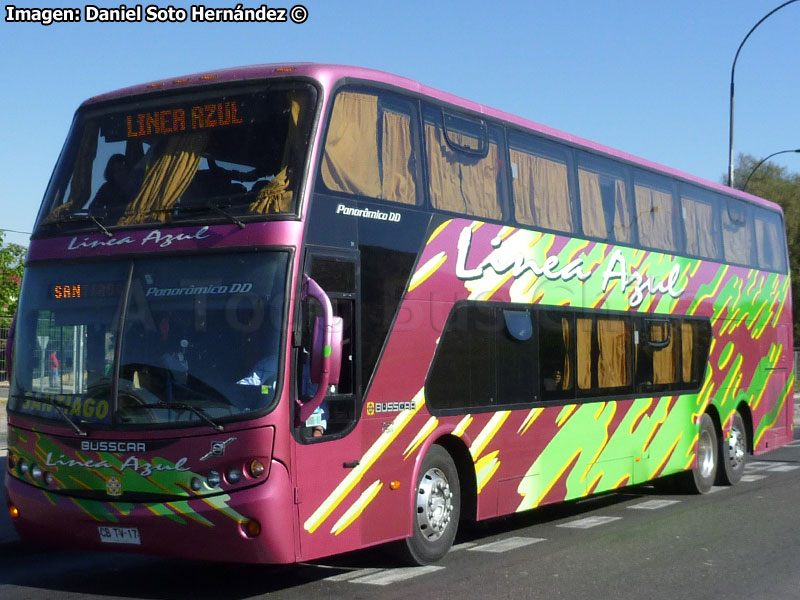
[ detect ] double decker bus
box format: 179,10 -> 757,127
5,63 -> 793,565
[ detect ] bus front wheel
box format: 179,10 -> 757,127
685,413 -> 718,494
401,444 -> 461,565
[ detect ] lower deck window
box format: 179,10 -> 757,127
426,303 -> 711,413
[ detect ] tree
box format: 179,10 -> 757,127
0,231 -> 26,318
730,153 -> 800,342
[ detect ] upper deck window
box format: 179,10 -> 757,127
320,89 -> 421,205
633,172 -> 679,252
35,83 -> 317,236
424,107 -> 504,220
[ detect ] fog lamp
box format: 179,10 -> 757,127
9,505 -> 19,519
44,472 -> 55,487
19,460 -> 30,475
32,465 -> 43,481
248,460 -> 265,478
7,453 -> 17,470
190,477 -> 203,491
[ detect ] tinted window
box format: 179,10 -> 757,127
424,106 -> 505,220
509,133 -> 574,233
321,89 -> 421,205
577,153 -> 633,243
634,171 -> 679,252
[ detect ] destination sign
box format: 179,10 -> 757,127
124,100 -> 245,139
51,281 -> 124,301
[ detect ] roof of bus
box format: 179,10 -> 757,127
84,62 -> 781,213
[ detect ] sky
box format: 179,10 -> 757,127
2,0 -> 799,249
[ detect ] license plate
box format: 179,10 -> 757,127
98,526 -> 141,545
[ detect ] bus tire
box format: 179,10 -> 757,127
401,444 -> 460,565
717,411 -> 747,485
684,413 -> 718,494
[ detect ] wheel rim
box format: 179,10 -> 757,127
727,426 -> 746,470
697,428 -> 716,479
415,467 -> 453,542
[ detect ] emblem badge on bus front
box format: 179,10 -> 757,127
200,437 -> 237,461
106,476 -> 123,497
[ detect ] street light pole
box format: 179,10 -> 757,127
727,0 -> 800,187
742,149 -> 800,191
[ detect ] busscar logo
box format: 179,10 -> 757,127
82,441 -> 146,453
366,401 -> 416,415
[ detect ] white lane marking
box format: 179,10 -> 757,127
325,568 -> 384,582
451,542 -> 477,551
741,474 -> 768,482
557,516 -> 622,529
769,465 -> 800,472
628,499 -> 681,510
350,566 -> 444,586
746,461 -> 783,471
785,440 -> 800,447
708,486 -> 727,493
468,537 -> 546,553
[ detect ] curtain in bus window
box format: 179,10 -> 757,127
681,195 -> 721,259
321,92 -> 381,198
511,149 -> 572,232
597,319 -> 628,388
426,124 -> 501,219
577,317 -> 592,390
721,201 -> 753,266
562,317 -> 572,390
381,110 -> 417,204
652,325 -> 677,385
681,321 -> 693,383
120,132 -> 208,225
754,211 -> 785,271
43,126 -> 100,223
635,183 -> 676,251
250,92 -> 303,214
578,170 -> 631,243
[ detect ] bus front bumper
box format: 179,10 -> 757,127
4,460 -> 297,564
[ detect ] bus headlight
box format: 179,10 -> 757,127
19,460 -> 30,475
31,465 -> 43,481
248,460 -> 265,478
226,466 -> 242,484
206,470 -> 221,488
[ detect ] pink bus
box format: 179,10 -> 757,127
5,63 -> 794,565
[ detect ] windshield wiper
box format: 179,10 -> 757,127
50,213 -> 113,238
18,394 -> 87,437
128,402 -> 224,432
204,203 -> 246,229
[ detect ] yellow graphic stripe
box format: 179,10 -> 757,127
690,265 -> 729,315
304,389 -> 424,533
518,408 -> 544,435
408,252 -> 448,293
166,501 -> 215,527
404,417 -> 439,459
754,392 -> 787,448
427,219 -> 452,244
200,495 -> 247,524
531,448 -> 582,508
452,415 -> 473,437
648,433 -> 682,479
475,451 -> 500,494
331,480 -> 384,536
557,405 -> 577,428
629,399 -> 654,434
469,411 -> 510,459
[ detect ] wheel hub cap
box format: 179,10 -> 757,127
416,467 -> 453,541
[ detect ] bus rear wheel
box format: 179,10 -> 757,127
401,444 -> 460,565
717,411 -> 747,485
684,413 -> 718,494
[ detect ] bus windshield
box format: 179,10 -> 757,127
9,252 -> 289,429
35,82 -> 316,235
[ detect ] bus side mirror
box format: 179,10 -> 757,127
297,275 -> 341,423
311,315 -> 343,386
